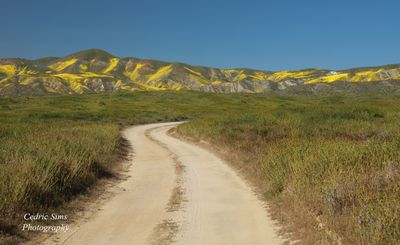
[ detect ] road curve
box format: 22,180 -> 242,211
43,122 -> 283,245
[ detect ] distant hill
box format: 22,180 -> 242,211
0,49 -> 399,96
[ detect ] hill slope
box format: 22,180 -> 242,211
0,49 -> 399,96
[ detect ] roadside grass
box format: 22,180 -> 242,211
0,91 -> 399,244
178,96 -> 400,244
0,121 -> 123,240
0,91 -> 266,241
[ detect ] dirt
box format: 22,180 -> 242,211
42,122 -> 283,245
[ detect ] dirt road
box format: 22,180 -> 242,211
43,122 -> 283,245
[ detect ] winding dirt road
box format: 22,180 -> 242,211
44,122 -> 283,245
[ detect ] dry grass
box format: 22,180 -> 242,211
0,121 -> 124,243
177,97 -> 400,244
1,92 -> 399,244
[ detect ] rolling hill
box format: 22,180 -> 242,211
0,49 -> 399,96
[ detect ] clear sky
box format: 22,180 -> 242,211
1,0 -> 399,70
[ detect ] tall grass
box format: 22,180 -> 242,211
0,92 -> 399,244
0,91 -> 265,238
0,122 -> 121,211
178,99 -> 400,244
0,121 -> 123,239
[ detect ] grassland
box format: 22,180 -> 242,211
177,95 -> 400,244
0,91 -> 399,244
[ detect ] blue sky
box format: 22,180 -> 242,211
1,0 -> 399,70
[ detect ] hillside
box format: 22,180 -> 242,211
0,49 -> 399,96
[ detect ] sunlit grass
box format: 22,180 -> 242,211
178,97 -> 400,244
0,92 -> 399,244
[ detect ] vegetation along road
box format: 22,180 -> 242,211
41,122 -> 282,245
1,92 -> 399,244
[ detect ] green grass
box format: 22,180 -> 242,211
0,121 -> 121,208
178,95 -> 400,244
0,91 -> 267,237
0,91 -> 399,244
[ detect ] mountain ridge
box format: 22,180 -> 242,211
0,49 -> 399,96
